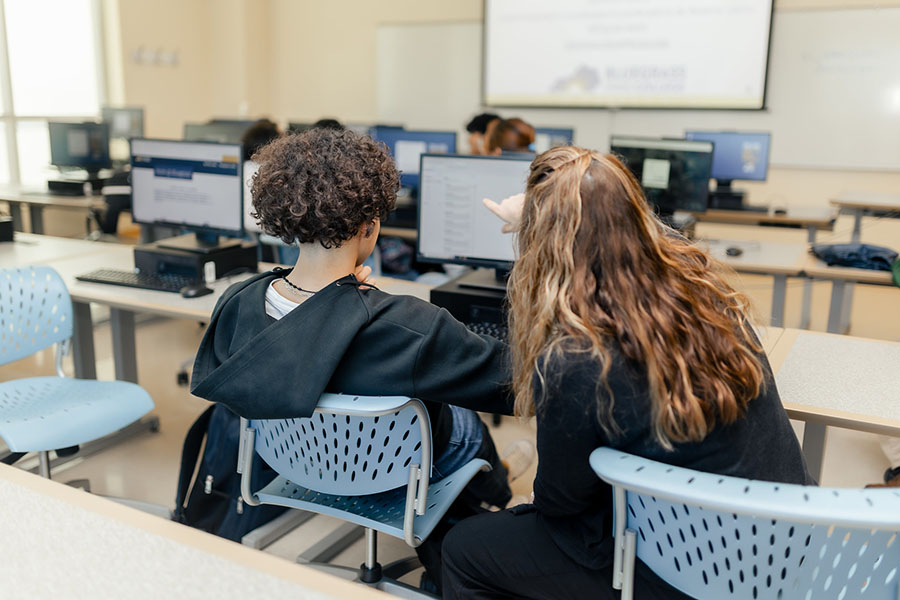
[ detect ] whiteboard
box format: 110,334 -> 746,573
376,8 -> 900,171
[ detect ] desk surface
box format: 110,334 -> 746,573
768,328 -> 900,437
0,232 -> 113,267
694,207 -> 837,229
831,192 -> 900,212
0,185 -> 103,209
0,463 -> 387,599
703,239 -> 808,276
800,254 -> 895,285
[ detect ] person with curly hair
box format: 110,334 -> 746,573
190,128 -> 518,591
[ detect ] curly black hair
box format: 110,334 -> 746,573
250,128 -> 399,248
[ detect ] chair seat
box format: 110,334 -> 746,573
0,376 -> 154,452
256,458 -> 489,544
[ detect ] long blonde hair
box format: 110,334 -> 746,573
507,147 -> 764,449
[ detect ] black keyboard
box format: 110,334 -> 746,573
76,269 -> 201,293
466,321 -> 509,344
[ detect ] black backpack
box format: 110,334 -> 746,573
173,404 -> 288,542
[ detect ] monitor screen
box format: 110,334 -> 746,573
131,139 -> 244,236
183,122 -> 250,144
609,137 -> 713,215
101,107 -> 144,139
685,130 -> 771,183
533,127 -> 574,153
48,122 -> 111,170
370,129 -> 457,189
243,160 -> 261,233
417,154 -> 531,269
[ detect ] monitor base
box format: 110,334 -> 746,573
455,267 -> 509,293
155,233 -> 242,255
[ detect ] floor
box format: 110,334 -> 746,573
2,208 -> 898,585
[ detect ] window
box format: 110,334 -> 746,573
0,0 -> 105,185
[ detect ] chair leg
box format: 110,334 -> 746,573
621,529 -> 637,600
38,451 -> 51,479
359,528 -> 383,584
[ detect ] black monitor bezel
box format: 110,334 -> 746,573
684,129 -> 772,183
129,137 -> 245,238
415,152 -> 531,271
370,129 -> 459,188
609,136 -> 714,215
48,121 -> 112,170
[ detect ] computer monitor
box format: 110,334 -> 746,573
532,127 -> 574,153
101,107 -> 144,139
370,128 -> 457,189
130,139 -> 244,247
417,154 -> 531,273
609,136 -> 714,216
183,122 -> 251,144
243,160 -> 261,233
685,130 -> 770,184
48,122 -> 111,175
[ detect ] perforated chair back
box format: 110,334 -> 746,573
0,267 -> 72,365
251,394 -> 431,496
591,447 -> 900,600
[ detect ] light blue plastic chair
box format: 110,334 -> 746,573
590,447 -> 900,600
238,393 -> 490,596
0,266 -> 154,478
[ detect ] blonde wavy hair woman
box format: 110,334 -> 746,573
441,146 -> 813,600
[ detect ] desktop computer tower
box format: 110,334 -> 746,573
134,239 -> 257,281
430,273 -> 506,325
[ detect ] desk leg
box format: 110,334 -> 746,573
799,226 -> 815,330
110,308 -> 138,383
850,209 -> 863,244
72,301 -> 97,380
8,202 -> 23,232
770,274 -> 787,328
801,422 -> 827,483
826,280 -> 846,334
838,209 -> 864,334
28,204 -> 44,235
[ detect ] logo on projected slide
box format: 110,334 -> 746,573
553,64 -> 686,94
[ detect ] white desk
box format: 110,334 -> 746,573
0,232 -> 111,267
0,463 -> 387,599
768,328 -> 900,481
702,239 -> 808,328
0,186 -> 104,234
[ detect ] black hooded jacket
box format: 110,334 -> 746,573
190,269 -> 514,452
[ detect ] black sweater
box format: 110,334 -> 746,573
532,343 -> 814,571
191,270 -> 514,453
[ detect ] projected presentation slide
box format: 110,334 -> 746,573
484,0 -> 773,109
418,155 -> 531,265
131,139 -> 243,233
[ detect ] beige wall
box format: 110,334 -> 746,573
106,0 -> 900,210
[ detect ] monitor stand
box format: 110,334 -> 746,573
156,233 -> 242,254
709,180 -> 747,210
455,267 -> 510,293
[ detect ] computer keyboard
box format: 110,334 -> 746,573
76,269 -> 202,293
466,321 -> 509,344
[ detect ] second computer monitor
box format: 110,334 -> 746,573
609,137 -> 714,216
533,127 -> 574,154
48,122 -> 111,173
102,107 -> 144,139
417,154 -> 531,270
130,138 -> 244,237
685,130 -> 771,185
183,122 -> 250,144
371,128 -> 457,189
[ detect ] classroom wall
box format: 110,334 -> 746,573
105,0 -> 900,209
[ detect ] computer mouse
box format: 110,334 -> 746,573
180,284 -> 214,298
725,246 -> 744,257
773,208 -> 787,216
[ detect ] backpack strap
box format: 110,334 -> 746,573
173,405 -> 216,522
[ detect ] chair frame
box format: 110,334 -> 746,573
591,447 -> 900,600
238,395 -> 452,598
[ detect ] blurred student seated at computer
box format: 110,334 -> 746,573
484,117 -> 536,156
190,128 -> 527,589
465,112 -> 500,154
240,119 -> 281,163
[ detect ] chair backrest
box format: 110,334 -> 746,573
0,266 -> 72,366
251,394 -> 431,496
591,447 -> 900,600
